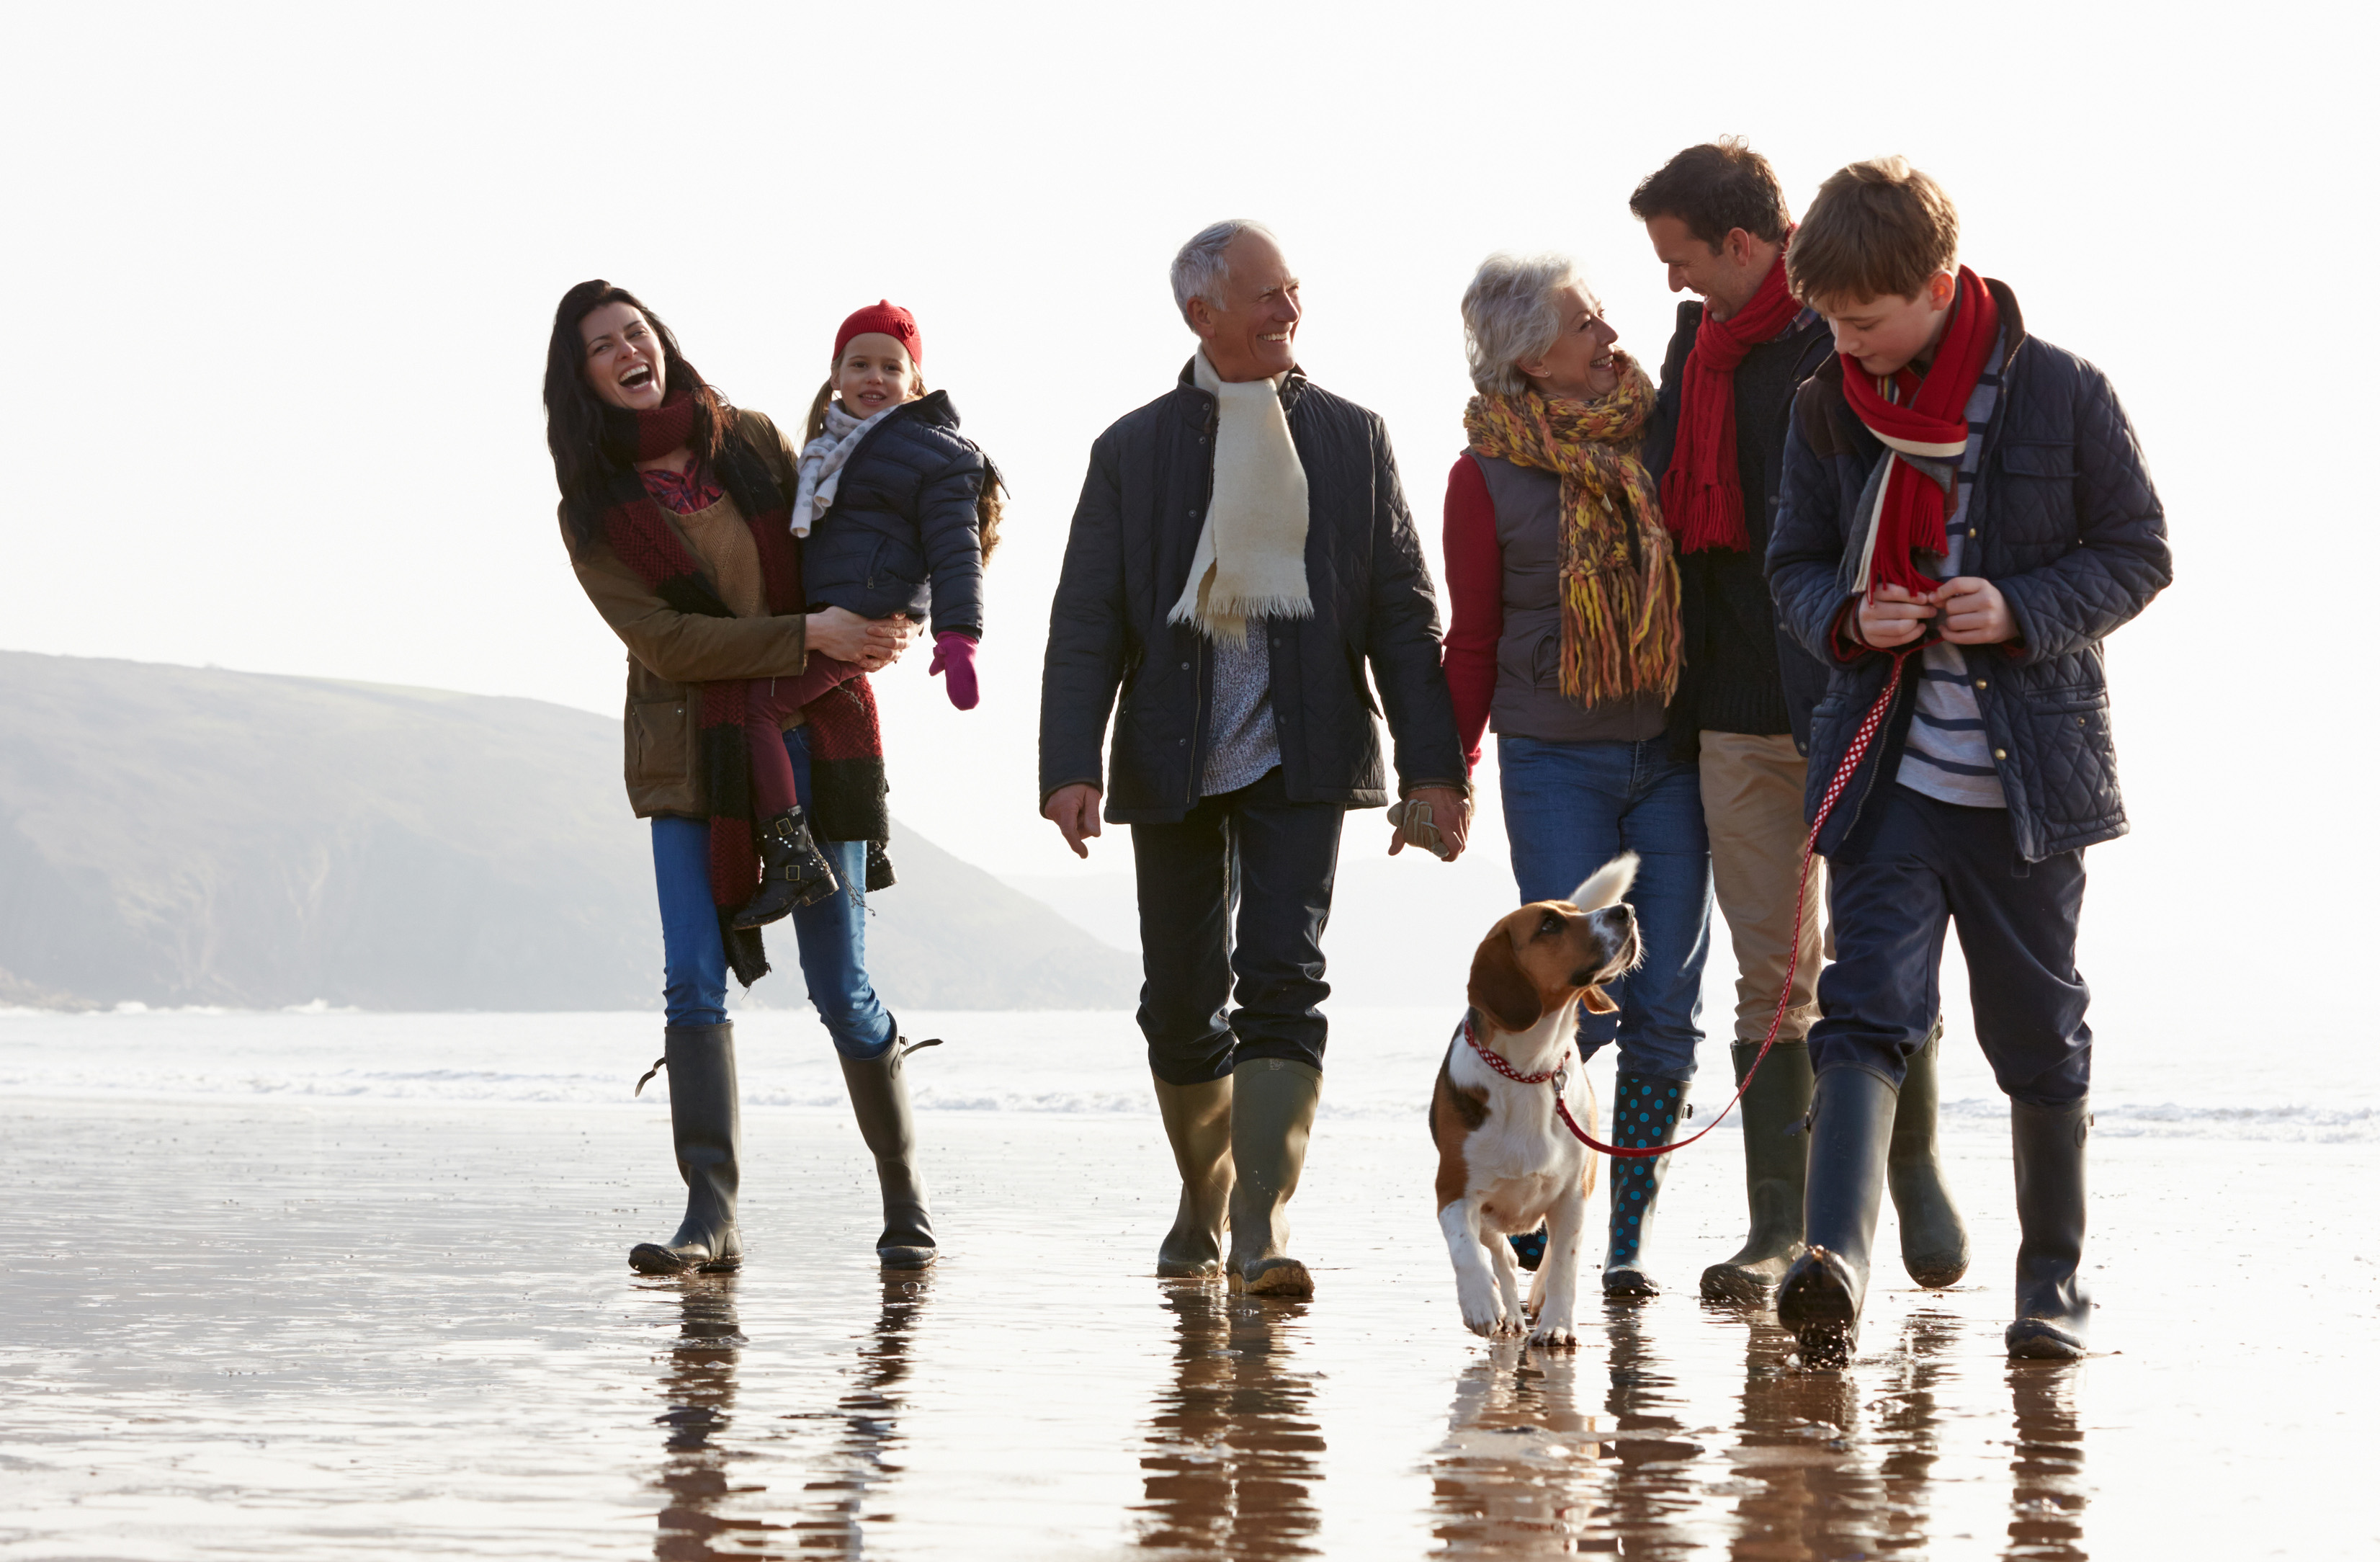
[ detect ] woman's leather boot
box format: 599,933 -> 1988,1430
1700,1042 -> 1814,1304
630,1022 -> 744,1275
1226,1058 -> 1320,1296
1603,1072 -> 1688,1296
732,807 -> 841,929
1889,1022 -> 1971,1287
1153,1073 -> 1234,1278
838,1032 -> 936,1269
1775,1068 -> 1897,1367
2006,1097 -> 2092,1360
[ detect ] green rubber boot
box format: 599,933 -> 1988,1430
1225,1058 -> 1320,1297
1889,1023 -> 1971,1287
1153,1073 -> 1234,1278
1700,1041 -> 1815,1303
2007,1097 -> 2093,1360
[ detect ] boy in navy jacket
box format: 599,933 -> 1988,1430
1766,158 -> 2170,1365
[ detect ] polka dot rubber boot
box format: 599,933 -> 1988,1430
1603,1072 -> 1686,1297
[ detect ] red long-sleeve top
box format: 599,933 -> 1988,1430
1439,452 -> 1505,772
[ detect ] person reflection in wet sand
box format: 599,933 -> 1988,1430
1719,1307 -> 1956,1558
651,1276 -> 784,1560
2005,1363 -> 2086,1559
1135,1285 -> 1324,1556
1428,1346 -> 1606,1552
648,1275 -> 931,1559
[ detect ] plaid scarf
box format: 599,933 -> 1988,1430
1660,244 -> 1801,554
1464,354 -> 1681,707
1838,267 -> 2002,597
596,380 -> 890,986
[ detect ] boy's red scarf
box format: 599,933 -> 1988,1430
1660,245 -> 1802,554
1840,267 -> 2000,597
596,381 -> 889,985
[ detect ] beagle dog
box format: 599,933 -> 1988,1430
1432,854 -> 1642,1347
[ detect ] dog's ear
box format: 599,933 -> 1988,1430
1580,984 -> 1618,1015
1467,924 -> 1543,1033
1569,852 -> 1639,911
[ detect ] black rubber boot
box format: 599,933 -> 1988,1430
2006,1097 -> 2093,1360
731,807 -> 841,929
630,1022 -> 744,1275
1603,1073 -> 1687,1296
1153,1073 -> 1234,1278
1700,1041 -> 1815,1304
1889,1022 -> 1971,1287
839,1032 -> 937,1270
1774,1068 -> 1897,1367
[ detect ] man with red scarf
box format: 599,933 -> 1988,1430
1634,141 -> 1967,1309
1766,159 -> 2170,1366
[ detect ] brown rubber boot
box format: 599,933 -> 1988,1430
1153,1073 -> 1234,1278
1225,1058 -> 1320,1297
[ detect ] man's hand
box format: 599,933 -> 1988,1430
1855,583 -> 1935,648
1042,783 -> 1102,859
1390,785 -> 1472,862
1933,576 -> 2015,645
807,607 -> 916,670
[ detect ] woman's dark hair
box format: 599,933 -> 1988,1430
542,280 -> 733,553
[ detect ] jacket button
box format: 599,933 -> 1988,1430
1177,738 -> 1187,746
1992,748 -> 2008,760
1974,679 -> 1987,690
1180,661 -> 1191,671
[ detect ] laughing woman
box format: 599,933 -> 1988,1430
543,279 -> 936,1276
1440,254 -> 1713,1297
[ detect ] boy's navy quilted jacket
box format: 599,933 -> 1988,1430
1766,280 -> 2172,862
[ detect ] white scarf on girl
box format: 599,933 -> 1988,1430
1167,351 -> 1312,648
791,401 -> 895,537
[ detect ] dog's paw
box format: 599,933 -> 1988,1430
1527,1318 -> 1580,1349
1461,1306 -> 1509,1339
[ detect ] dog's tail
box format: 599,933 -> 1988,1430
1569,852 -> 1639,910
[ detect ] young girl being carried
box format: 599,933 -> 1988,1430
729,300 -> 1004,929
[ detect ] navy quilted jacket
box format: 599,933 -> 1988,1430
802,390 -> 993,638
1039,363 -> 1465,822
1767,280 -> 2172,862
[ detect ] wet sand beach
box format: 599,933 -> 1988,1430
3,1017 -> 2374,1559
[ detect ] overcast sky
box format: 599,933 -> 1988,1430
4,2 -> 2372,1043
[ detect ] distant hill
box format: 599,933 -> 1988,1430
0,651 -> 1137,1012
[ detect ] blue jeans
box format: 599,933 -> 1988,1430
651,725 -> 895,1061
1497,734 -> 1712,1081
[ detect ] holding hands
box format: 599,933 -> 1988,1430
1855,577 -> 2014,649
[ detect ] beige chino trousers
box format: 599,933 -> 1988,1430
1700,731 -> 1827,1045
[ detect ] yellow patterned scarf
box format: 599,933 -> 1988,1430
1463,354 -> 1680,708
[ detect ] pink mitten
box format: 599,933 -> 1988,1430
929,631 -> 980,710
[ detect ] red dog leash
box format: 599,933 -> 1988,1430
1461,650 -> 1912,1159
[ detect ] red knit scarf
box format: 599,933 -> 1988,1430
1660,246 -> 1802,554
595,381 -> 889,983
1839,267 -> 2000,597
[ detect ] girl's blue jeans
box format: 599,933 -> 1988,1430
1497,733 -> 1713,1081
650,724 -> 895,1061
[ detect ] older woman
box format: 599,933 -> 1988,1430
1441,254 -> 1712,1296
542,279 -> 935,1277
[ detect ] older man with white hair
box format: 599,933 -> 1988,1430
1040,220 -> 1469,1296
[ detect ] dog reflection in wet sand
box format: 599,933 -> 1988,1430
1433,853 -> 1642,1347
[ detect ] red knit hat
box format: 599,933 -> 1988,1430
833,300 -> 923,367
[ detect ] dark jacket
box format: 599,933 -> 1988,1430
1644,300 -> 1835,754
1767,280 -> 2172,862
802,390 -> 993,639
1039,363 -> 1467,823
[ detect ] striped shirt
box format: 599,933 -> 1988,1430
1894,332 -> 2008,809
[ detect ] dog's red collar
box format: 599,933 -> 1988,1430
1458,1012 -> 1567,1086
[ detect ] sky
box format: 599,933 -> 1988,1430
2,1 -> 2374,1046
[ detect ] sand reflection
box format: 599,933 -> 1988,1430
1135,1282 -> 1325,1557
648,1273 -> 931,1559
2005,1362 -> 2087,1559
1428,1342 -> 1608,1553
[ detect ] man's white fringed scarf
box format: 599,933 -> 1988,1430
791,401 -> 894,538
1168,352 -> 1312,648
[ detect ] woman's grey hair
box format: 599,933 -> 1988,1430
1171,219 -> 1276,324
1461,252 -> 1590,395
